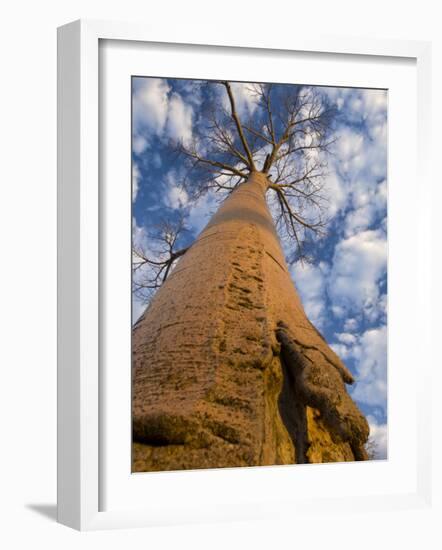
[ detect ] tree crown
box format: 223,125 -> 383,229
133,80 -> 337,302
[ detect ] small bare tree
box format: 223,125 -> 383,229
133,215 -> 189,303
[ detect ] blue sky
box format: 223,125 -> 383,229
132,77 -> 388,459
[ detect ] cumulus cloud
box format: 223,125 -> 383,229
133,134 -> 149,155
322,143 -> 386,232
164,171 -> 189,209
335,332 -> 357,345
322,86 -> 387,238
343,318 -> 359,332
166,92 -> 193,146
323,171 -> 347,217
132,217 -> 148,251
132,163 -> 140,202
330,342 -> 351,360
366,415 -> 388,460
176,79 -> 204,108
351,325 -> 387,408
132,77 -> 194,150
325,87 -> 387,132
343,177 -> 386,237
335,127 -> 365,174
133,78 -> 171,134
166,186 -> 188,209
344,204 -> 375,237
330,325 -> 387,416
328,229 -> 387,322
291,261 -> 329,327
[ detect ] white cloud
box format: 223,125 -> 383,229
328,229 -> 387,321
323,123 -> 387,228
343,318 -> 359,332
132,164 -> 140,202
336,127 -> 365,172
351,178 -> 387,212
344,203 -> 375,237
291,261 -> 328,327
132,78 -> 194,146
325,87 -> 387,133
330,342 -> 350,360
331,305 -> 346,318
166,92 -> 193,146
335,332 -> 357,345
323,88 -> 387,235
133,78 -> 171,134
331,325 -> 387,413
133,134 -> 149,155
164,172 -> 189,209
166,186 -> 188,209
322,154 -> 387,242
132,217 -> 148,250
350,325 -> 388,408
344,175 -> 385,232
367,415 -> 388,459
324,171 -> 347,217
362,90 -> 388,125
178,80 -> 203,107
334,125 -> 386,185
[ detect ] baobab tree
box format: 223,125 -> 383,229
132,80 -> 369,471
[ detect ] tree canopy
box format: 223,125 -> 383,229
133,80 -> 337,302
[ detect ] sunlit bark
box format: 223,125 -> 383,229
132,172 -> 368,471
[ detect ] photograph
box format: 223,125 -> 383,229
131,77 -> 388,472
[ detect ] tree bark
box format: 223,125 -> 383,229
132,171 -> 369,471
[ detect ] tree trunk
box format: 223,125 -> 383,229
132,171 -> 369,471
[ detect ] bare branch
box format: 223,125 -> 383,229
133,217 -> 192,304
269,183 -> 322,231
223,81 -> 256,171
178,142 -> 248,180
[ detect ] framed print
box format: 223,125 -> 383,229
130,76 -> 386,472
57,19 -> 432,530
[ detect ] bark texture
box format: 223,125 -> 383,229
132,172 -> 369,471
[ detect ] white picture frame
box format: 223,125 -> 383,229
57,19 -> 432,531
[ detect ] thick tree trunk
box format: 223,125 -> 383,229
132,171 -> 369,471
